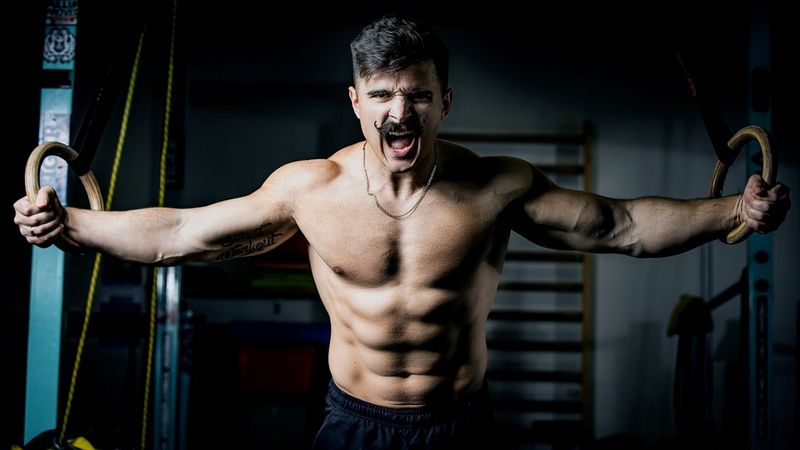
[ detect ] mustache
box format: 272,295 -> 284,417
373,118 -> 423,137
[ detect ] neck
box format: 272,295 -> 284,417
364,141 -> 438,198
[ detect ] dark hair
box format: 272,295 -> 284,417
350,15 -> 449,93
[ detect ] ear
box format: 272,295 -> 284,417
441,88 -> 453,119
348,86 -> 360,119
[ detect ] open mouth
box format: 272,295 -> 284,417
385,130 -> 417,158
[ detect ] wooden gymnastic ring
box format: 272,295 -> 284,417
708,125 -> 777,244
25,141 -> 105,252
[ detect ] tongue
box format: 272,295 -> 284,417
389,136 -> 414,149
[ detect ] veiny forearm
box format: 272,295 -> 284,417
623,195 -> 741,257
64,206 -> 188,264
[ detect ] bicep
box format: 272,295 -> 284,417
178,168 -> 300,262
511,183 -> 632,253
182,197 -> 297,262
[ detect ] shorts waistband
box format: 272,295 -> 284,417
326,380 -> 490,426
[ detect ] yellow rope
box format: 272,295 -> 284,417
141,0 -> 177,448
59,30 -> 146,444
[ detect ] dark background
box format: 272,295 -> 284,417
3,0 -> 798,448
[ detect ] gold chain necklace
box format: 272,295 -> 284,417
362,141 -> 438,219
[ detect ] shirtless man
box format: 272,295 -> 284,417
14,15 -> 790,450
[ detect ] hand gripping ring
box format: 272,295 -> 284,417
25,142 -> 105,252
708,125 -> 778,244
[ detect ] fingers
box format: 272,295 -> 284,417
741,175 -> 791,233
13,186 -> 59,214
14,208 -> 60,227
14,198 -> 59,225
768,182 -> 791,202
13,186 -> 65,246
743,208 -> 777,231
746,174 -> 791,200
24,224 -> 64,247
36,186 -> 61,209
14,207 -> 64,244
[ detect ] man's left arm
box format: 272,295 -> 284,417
510,164 -> 790,257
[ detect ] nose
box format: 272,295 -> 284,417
387,93 -> 412,123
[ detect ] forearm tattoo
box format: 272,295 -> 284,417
215,224 -> 283,261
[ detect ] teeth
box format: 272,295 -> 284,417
388,131 -> 414,137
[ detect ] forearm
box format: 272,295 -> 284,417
64,206 -> 188,264
516,169 -> 785,257
624,195 -> 741,257
64,202 -> 297,265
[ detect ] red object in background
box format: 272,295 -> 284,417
252,231 -> 311,271
238,346 -> 317,395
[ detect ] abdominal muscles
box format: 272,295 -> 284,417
322,280 -> 491,407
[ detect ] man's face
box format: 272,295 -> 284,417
349,60 -> 452,174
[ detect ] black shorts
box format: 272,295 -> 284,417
311,380 -> 496,450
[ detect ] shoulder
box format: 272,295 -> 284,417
437,140 -> 545,197
262,157 -> 343,194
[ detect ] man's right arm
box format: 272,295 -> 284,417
13,159 -> 334,265
63,191 -> 298,266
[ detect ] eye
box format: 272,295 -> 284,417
368,90 -> 391,100
408,91 -> 433,103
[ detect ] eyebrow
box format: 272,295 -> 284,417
365,88 -> 434,96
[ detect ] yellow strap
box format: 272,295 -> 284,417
10,435 -> 96,450
58,30 -> 146,445
67,436 -> 96,450
141,1 -> 177,448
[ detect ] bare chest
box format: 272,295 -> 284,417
296,189 -> 507,287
